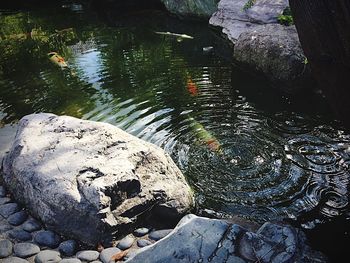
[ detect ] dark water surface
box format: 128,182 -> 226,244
1,1 -> 349,260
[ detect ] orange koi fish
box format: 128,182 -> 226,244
48,52 -> 68,67
187,78 -> 198,96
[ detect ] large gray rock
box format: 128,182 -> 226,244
2,113 -> 194,245
210,0 -> 288,44
209,0 -> 310,93
234,24 -> 309,92
161,0 -> 219,18
125,214 -> 327,263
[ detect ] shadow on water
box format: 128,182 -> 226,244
0,1 -> 349,261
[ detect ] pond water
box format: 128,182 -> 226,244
0,1 -> 349,260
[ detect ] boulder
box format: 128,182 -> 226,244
209,0 -> 311,93
2,113 -> 194,245
125,214 -> 327,263
209,0 -> 289,44
161,0 -> 219,19
234,24 -> 309,92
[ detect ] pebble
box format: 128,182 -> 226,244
148,229 -> 173,241
0,197 -> 11,205
133,227 -> 149,237
8,211 -> 28,226
34,230 -> 61,248
9,229 -> 32,241
123,250 -> 138,261
99,247 -> 121,263
90,261 -> 102,263
0,239 -> 13,258
0,203 -> 20,218
35,250 -> 61,263
22,218 -> 42,232
137,239 -> 152,248
58,240 -> 77,257
0,185 -> 6,197
117,236 -> 134,250
60,259 -> 82,263
0,223 -> 12,233
2,257 -> 29,263
14,242 -> 40,258
76,250 -> 100,261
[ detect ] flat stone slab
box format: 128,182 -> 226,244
125,214 -> 327,263
2,113 -> 194,245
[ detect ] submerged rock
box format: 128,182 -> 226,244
125,214 -> 327,263
161,0 -> 219,18
2,113 -> 194,245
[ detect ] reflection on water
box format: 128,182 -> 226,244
0,1 -> 349,247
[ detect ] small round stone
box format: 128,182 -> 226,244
0,185 -> 6,197
9,229 -> 32,241
0,197 -> 11,205
148,229 -> 173,241
34,230 -> 61,248
117,236 -> 134,250
8,211 -> 28,226
76,250 -> 99,261
0,239 -> 13,258
2,257 -> 29,263
133,227 -> 149,237
123,250 -> 138,261
60,259 -> 82,263
58,240 -> 77,257
99,247 -> 121,263
90,261 -> 102,263
14,242 -> 40,258
22,218 -> 42,232
35,250 -> 61,263
0,223 -> 12,233
137,239 -> 152,248
0,203 -> 20,218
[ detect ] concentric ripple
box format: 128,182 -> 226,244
0,6 -> 349,230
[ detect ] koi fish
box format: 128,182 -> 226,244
190,118 -> 221,152
48,52 -> 68,67
154,31 -> 194,40
187,78 -> 198,96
